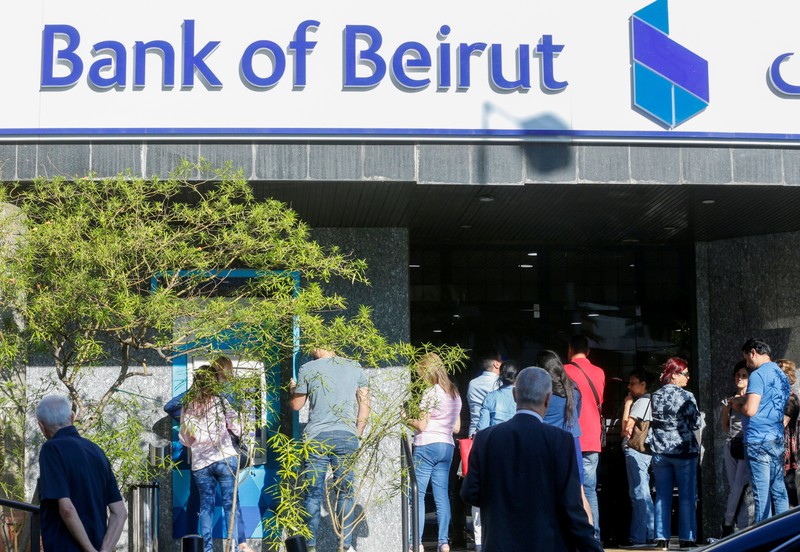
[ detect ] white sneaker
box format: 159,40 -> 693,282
346,547 -> 357,552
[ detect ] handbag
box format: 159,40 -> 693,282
458,437 -> 474,477
730,434 -> 745,460
627,399 -> 651,453
222,399 -> 250,469
569,361 -> 606,448
228,429 -> 250,469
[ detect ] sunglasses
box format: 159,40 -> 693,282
680,371 -> 690,377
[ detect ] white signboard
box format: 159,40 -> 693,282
5,0 -> 800,142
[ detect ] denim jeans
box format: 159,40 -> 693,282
582,452 -> 600,539
193,455 -> 247,552
413,442 -> 454,546
624,447 -> 653,544
303,431 -> 359,547
652,453 -> 697,542
745,439 -> 789,523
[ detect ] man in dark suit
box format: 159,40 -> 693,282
461,367 -> 602,552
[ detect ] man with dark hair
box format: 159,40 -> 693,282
461,367 -> 601,552
731,337 -> 791,522
564,335 -> 605,540
465,355 -> 501,550
36,395 -> 126,552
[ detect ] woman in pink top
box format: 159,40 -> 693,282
405,353 -> 462,552
179,365 -> 254,552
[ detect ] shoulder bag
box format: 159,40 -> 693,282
627,399 -> 651,454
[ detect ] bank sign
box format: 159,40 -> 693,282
7,0 -> 800,142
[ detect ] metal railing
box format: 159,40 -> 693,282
0,497 -> 40,552
401,434 -> 420,552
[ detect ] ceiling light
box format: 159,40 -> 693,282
409,264 -> 421,268
518,264 -> 534,269
664,227 -> 676,232
701,199 -> 716,205
453,314 -> 460,319
588,313 -> 599,317
629,264 -> 635,268
527,252 -> 538,257
478,195 -> 495,203
460,224 -> 473,229
570,322 -> 582,326
432,329 -> 443,333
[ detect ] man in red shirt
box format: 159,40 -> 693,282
564,335 -> 605,541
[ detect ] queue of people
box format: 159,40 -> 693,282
407,337 -> 606,551
33,335 -> 800,552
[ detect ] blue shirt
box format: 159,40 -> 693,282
467,371 -> 500,436
744,361 -> 790,444
543,389 -> 582,439
39,426 -> 122,552
476,386 -> 516,431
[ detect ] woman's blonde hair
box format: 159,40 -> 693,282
777,358 -> 797,386
418,352 -> 459,398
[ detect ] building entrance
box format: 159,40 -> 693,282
409,243 -> 693,547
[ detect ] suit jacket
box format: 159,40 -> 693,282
461,412 -> 602,552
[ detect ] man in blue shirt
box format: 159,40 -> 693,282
732,338 -> 791,522
36,395 -> 126,552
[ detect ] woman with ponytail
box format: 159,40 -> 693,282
476,360 -> 520,431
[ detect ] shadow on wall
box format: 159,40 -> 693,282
762,328 -> 792,360
476,104 -> 573,185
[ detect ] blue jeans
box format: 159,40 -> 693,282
303,431 -> 359,547
193,455 -> 247,552
582,452 -> 600,539
624,447 -> 654,544
652,454 -> 697,542
413,442 -> 454,546
746,439 -> 789,523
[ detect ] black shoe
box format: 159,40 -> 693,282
679,541 -> 696,549
721,524 -> 734,537
654,540 -> 668,550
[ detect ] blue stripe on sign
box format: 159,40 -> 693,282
632,17 -> 709,103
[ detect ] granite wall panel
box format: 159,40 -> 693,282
696,230 -> 800,538
37,143 -> 91,178
682,147 -> 732,184
578,145 -> 629,183
630,145 -> 681,183
91,143 -> 142,178
523,143 -> 577,183
364,144 -> 415,181
255,143 -> 308,181
418,144 -> 470,184
145,144 -> 201,179
471,144 -> 524,184
732,148 -> 783,184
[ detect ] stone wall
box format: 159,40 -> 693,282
696,230 -> 800,538
3,143 -> 800,187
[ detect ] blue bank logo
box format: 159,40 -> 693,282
630,0 -> 709,128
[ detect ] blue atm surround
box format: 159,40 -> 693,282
162,269 -> 299,540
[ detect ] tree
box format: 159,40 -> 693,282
0,161 -> 399,485
0,161 -> 466,550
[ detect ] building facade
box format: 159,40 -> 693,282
7,0 -> 800,548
